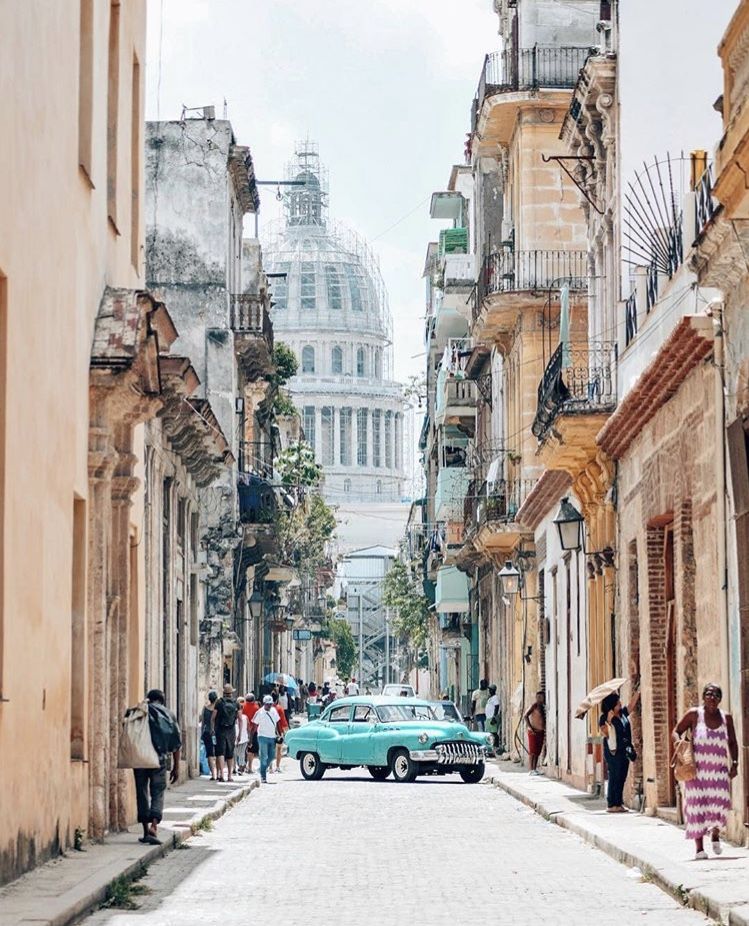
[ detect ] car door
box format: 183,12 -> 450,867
345,704 -> 378,765
316,703 -> 351,762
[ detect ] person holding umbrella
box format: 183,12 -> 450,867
599,689 -> 640,813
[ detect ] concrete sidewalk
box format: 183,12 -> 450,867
489,760 -> 749,925
0,774 -> 258,926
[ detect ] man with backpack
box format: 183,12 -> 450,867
212,683 -> 239,782
134,689 -> 181,845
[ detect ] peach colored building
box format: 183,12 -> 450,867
0,0 -> 157,883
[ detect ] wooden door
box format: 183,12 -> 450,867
664,526 -> 677,805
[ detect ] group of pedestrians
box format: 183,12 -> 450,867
200,683 -> 294,785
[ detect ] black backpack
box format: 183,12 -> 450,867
216,698 -> 238,729
148,703 -> 182,755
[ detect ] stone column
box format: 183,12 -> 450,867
87,419 -> 116,839
314,406 -> 322,463
333,407 -> 341,467
351,406 -> 359,467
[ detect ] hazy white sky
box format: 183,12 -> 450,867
146,0 -> 493,384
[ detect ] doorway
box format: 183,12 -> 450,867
664,524 -> 677,806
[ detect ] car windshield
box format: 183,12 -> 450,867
430,702 -> 462,722
375,703 -> 435,722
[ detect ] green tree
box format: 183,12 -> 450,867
276,490 -> 336,580
382,559 -> 430,655
276,441 -> 322,489
326,616 -> 356,678
271,341 -> 298,387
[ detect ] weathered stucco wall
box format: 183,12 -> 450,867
616,362 -> 723,816
0,0 -> 147,884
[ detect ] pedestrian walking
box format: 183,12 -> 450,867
133,689 -> 181,845
485,684 -> 500,750
673,683 -> 738,859
524,690 -> 546,775
212,683 -> 239,783
471,678 -> 490,731
242,693 -> 260,774
300,680 -> 309,711
200,690 -> 218,780
235,697 -> 249,774
599,690 -> 639,811
251,695 -> 280,784
346,676 -> 360,696
271,691 -> 289,773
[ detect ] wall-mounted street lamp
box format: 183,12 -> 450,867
552,497 -> 615,565
248,590 -> 264,620
498,559 -> 545,606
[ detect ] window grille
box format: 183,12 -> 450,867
344,479 -> 351,493
356,347 -> 365,377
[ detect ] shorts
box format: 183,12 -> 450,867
528,729 -> 545,758
215,726 -> 236,759
248,730 -> 259,754
201,731 -> 216,758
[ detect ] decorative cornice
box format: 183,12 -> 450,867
597,316 -> 714,459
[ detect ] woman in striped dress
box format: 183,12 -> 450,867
673,683 -> 738,859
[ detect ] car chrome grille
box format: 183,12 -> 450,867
435,741 -> 485,765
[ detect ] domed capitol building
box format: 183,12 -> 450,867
264,142 -> 407,508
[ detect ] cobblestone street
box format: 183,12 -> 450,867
83,765 -> 711,926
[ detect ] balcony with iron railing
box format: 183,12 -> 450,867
532,342 -> 617,441
231,294 -> 274,376
435,338 -> 477,426
471,45 -> 593,136
473,249 -> 588,331
238,439 -> 274,480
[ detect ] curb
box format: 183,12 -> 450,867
488,773 -> 748,926
62,779 -> 259,926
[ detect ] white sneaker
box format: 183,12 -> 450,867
695,850 -> 708,860
712,839 -> 723,856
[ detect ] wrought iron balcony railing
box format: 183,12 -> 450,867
477,478 -> 536,525
532,342 -> 617,439
474,249 -> 587,321
472,45 -> 592,132
695,163 -> 718,239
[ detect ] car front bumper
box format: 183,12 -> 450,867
409,744 -> 486,765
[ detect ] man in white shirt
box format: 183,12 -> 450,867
485,684 -> 500,750
346,676 -> 360,696
251,696 -> 280,783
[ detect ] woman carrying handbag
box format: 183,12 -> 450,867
673,683 -> 739,860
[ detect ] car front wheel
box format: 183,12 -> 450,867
368,766 -> 390,781
300,752 -> 326,780
459,762 -> 485,784
390,748 -> 416,783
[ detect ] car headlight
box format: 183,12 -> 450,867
485,734 -> 493,745
418,732 -> 429,744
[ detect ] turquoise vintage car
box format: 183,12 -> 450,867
285,696 -> 490,783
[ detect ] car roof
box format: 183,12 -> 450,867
323,695 -> 431,707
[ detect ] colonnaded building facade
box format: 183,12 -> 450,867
264,142 -> 406,505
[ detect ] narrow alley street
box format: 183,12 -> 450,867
82,765 -> 710,926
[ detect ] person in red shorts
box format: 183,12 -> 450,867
242,693 -> 260,774
524,690 -> 546,775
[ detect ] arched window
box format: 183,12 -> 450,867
356,347 -> 365,377
302,345 -> 315,373
332,346 -> 343,375
344,479 -> 351,494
